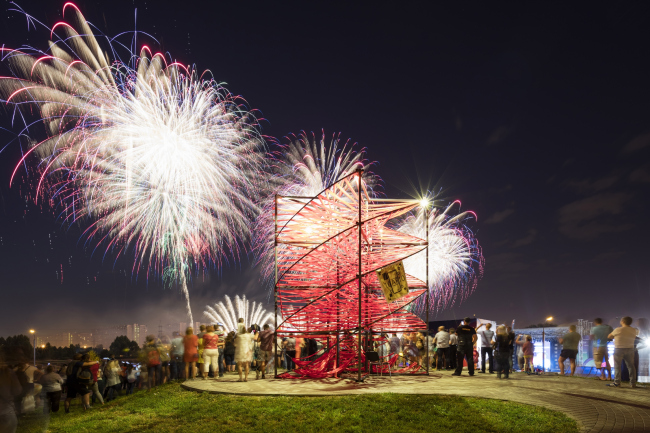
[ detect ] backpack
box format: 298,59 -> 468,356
76,366 -> 94,386
158,346 -> 170,363
147,347 -> 161,367
66,363 -> 75,377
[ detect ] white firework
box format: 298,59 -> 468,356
398,201 -> 483,311
204,294 -> 274,333
0,5 -> 264,324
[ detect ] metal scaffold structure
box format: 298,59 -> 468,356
273,169 -> 430,381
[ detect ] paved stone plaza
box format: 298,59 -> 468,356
183,370 -> 650,432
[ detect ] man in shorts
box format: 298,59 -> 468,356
258,324 -> 274,379
559,325 -> 581,376
590,318 -> 613,381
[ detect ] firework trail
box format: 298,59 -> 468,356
0,4 -> 265,323
397,200 -> 483,312
204,294 -> 274,332
253,131 -> 377,285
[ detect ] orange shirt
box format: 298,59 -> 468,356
183,334 -> 198,355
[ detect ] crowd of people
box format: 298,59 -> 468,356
0,319 -> 279,430
399,315 -> 643,389
0,315 -> 644,432
275,315 -> 645,389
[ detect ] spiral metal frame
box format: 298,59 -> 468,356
273,169 -> 430,380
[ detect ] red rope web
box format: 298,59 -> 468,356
275,171 -> 428,379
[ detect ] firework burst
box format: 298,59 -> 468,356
253,131 -> 377,285
204,294 -> 274,332
0,4 -> 265,323
397,200 -> 484,312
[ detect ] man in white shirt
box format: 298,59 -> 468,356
433,326 -> 450,371
477,323 -> 495,374
607,316 -> 642,388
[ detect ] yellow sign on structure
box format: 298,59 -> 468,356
376,261 -> 409,303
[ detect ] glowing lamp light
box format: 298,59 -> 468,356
546,316 -> 553,321
41,344 -> 45,348
29,329 -> 35,334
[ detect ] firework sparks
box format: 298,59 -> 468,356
203,294 -> 274,332
397,200 -> 484,312
253,131 -> 377,285
0,4 -> 265,323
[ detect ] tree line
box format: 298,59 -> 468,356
0,334 -> 142,362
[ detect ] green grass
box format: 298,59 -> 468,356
18,382 -> 578,433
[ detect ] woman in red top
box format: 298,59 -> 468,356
201,326 -> 219,380
183,327 -> 198,380
88,360 -> 104,405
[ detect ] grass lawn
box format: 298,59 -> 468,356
18,382 -> 578,433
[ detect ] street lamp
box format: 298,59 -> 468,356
542,317 -> 552,372
29,329 -> 35,366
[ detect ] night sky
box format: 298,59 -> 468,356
1,0 -> 649,337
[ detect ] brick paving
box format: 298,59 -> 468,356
182,370 -> 650,432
